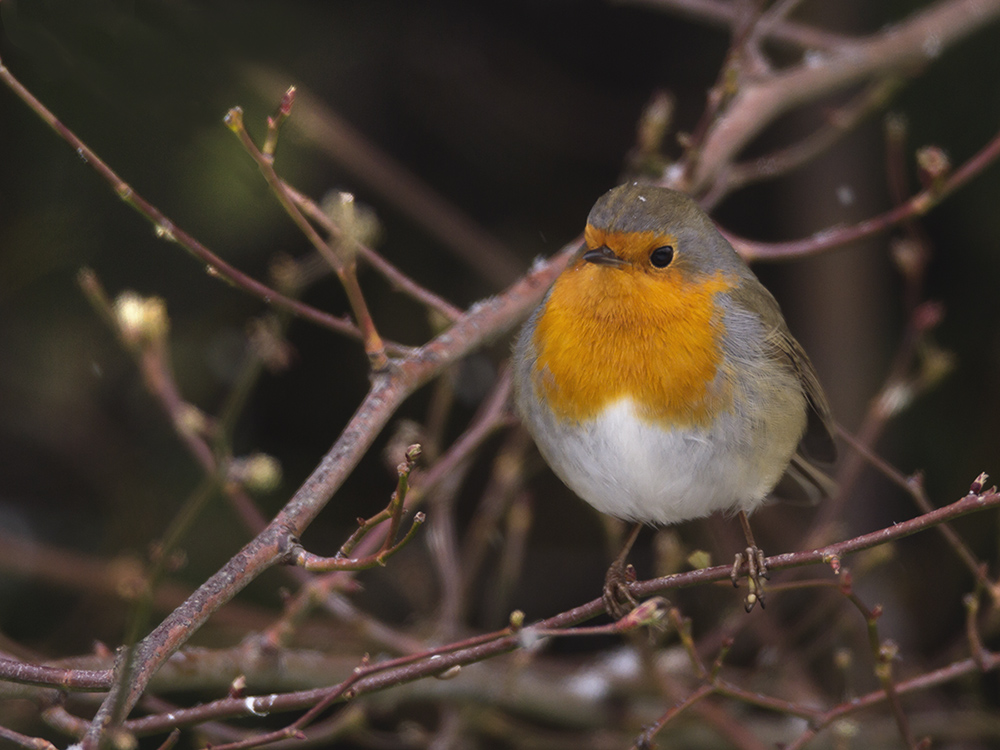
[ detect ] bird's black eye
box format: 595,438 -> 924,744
650,246 -> 674,268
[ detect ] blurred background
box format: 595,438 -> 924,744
1,0 -> 999,744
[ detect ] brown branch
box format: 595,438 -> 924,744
836,427 -> 991,597
0,658 -> 108,692
702,77 -> 903,206
283,181 -> 464,322
6,7 -> 999,747
265,371 -> 515,654
631,486 -> 1000,601
728,125 -> 1000,261
123,485 -> 1000,742
245,66 -> 524,286
39,704 -> 93,743
3,478 -> 986,741
620,0 -> 855,50
77,271 -> 219,474
632,683 -> 716,749
77,240 -> 575,748
0,537 -> 297,671
688,0 -> 1000,192
225,106 -> 389,369
7,482 -> 996,743
839,572 -> 920,748
784,651 -> 1000,749
291,512 -> 426,572
806,298 -> 945,545
290,443 -> 424,573
0,724 -> 57,750
0,60 -> 389,348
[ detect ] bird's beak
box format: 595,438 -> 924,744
582,245 -> 627,268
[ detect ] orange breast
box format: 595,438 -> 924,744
531,261 -> 735,426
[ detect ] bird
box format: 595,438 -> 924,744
513,182 -> 836,615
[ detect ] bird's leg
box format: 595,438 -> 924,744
730,510 -> 768,612
603,522 -> 643,619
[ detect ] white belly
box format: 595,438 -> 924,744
529,399 -> 793,525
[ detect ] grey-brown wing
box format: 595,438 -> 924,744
731,276 -> 837,500
776,329 -> 837,465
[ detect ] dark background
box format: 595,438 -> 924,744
0,0 -> 998,694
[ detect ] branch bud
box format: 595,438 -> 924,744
889,237 -> 927,282
228,674 -> 247,699
114,291 -> 169,347
509,610 -> 525,631
322,191 -> 381,260
686,549 -> 712,570
916,145 -> 951,190
878,638 -> 900,663
637,90 -> 673,155
917,341 -> 954,389
249,316 -> 294,372
616,597 -> 670,630
224,106 -> 245,133
228,453 -> 283,493
405,443 -> 423,465
970,472 -> 990,495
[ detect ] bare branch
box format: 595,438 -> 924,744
0,61 -> 376,346
690,0 -> 1000,191
620,0 -> 855,50
245,65 -> 524,286
728,125 -> 1000,261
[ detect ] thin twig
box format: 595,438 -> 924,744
839,571 -> 919,748
225,107 -> 388,369
689,0 -> 1000,191
291,513 -> 426,572
246,66 -> 524,286
703,77 -> 902,206
631,684 -> 716,749
728,125 -> 1000,261
621,0 -> 854,50
284,181 -> 464,321
0,61 -> 379,346
836,426 -> 990,594
0,658 -> 109,692
77,238 -> 575,749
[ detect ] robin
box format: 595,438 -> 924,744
513,182 -> 836,616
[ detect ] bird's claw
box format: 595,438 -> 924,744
731,546 -> 768,612
603,560 -> 639,620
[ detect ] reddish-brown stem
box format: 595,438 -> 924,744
840,574 -> 919,748
0,724 -> 57,750
0,658 -> 109,692
782,654 -> 1000,749
77,239 -> 575,748
292,512 -> 426,572
702,77 -> 902,207
806,299 -> 943,544
689,0 -> 1000,191
622,0 -> 855,50
0,62 -> 380,346
670,606 -> 709,678
69,486 -> 989,743
729,126 -> 1000,262
246,68 -> 524,285
5,5 -> 1000,745
283,182 -> 464,322
631,488 -> 1000,601
965,586 -> 991,670
631,683 -> 716,749
225,108 -> 388,369
380,446 -> 421,556
837,426 -> 990,594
